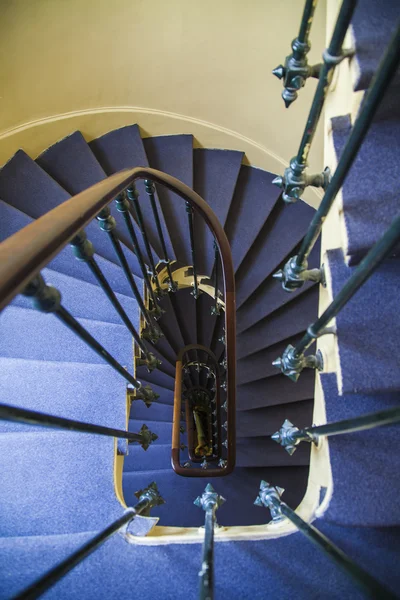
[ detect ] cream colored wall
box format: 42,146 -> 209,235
0,0 -> 326,206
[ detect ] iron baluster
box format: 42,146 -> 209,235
272,407 -> 400,455
194,484 -> 226,600
273,0 -> 322,107
186,201 -> 201,299
70,231 -> 160,372
13,483 -> 164,600
114,194 -> 164,319
273,0 -> 356,203
22,274 -> 158,406
126,184 -> 163,297
273,214 -> 400,381
0,403 -> 158,449
144,179 -> 178,292
211,241 -> 221,315
255,482 -> 396,599
294,21 -> 400,270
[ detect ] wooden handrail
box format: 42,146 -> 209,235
0,166 -> 236,475
172,344 -> 234,477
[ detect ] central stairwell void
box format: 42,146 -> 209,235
1,0 -> 400,598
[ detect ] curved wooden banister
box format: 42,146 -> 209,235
172,344 -> 234,477
0,166 -> 236,474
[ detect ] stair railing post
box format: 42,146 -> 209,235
194,484 -> 226,600
211,240 -> 221,316
273,0 -> 322,107
273,0 -> 357,204
273,213 -> 400,381
255,481 -> 396,599
272,407 -> 400,454
186,202 -> 201,299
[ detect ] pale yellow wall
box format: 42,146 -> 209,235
0,0 -> 326,206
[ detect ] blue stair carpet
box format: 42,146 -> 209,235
142,133 -> 193,264
90,125 -> 173,261
321,373 -> 400,527
332,114 -> 400,264
327,248 -> 400,394
237,371 -> 315,411
236,399 -> 314,438
1,520 -> 399,600
224,165 -> 280,272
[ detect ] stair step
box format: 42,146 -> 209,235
237,333 -> 306,385
351,0 -> 400,92
321,373 -> 400,526
332,115 -> 400,264
193,148 -> 243,275
130,399 -> 174,423
129,419 -> 172,444
224,165 -> 280,272
123,465 -> 309,527
0,358 -> 126,433
236,399 -> 314,438
237,286 -> 319,359
90,126 -> 170,260
327,248 -> 400,395
0,306 -> 133,367
143,133 -> 193,263
124,444 -> 172,471
0,432 -> 122,537
157,293 -> 186,354
237,239 -> 321,333
237,371 -> 315,411
171,287 -> 198,347
235,198 -> 316,307
237,437 -> 310,467
135,379 -> 174,406
135,363 -> 175,391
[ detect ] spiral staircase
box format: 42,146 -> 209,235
1,0 -> 400,598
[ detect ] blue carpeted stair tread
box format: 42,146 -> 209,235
224,165 -> 281,272
157,293 -> 187,354
90,125 -> 172,260
130,399 -> 174,423
235,199 -> 317,308
11,266 -> 139,326
237,286 -> 319,359
321,373 -> 400,526
193,148 -> 243,275
128,419 -> 172,444
237,239 -> 321,333
123,465 -> 309,528
171,288 -> 198,347
237,437 -> 310,467
236,398 -> 314,438
0,432 -> 122,537
327,248 -> 400,394
0,306 -> 133,367
237,371 -> 315,411
135,379 -> 174,406
143,133 -> 193,263
0,358 -> 126,433
237,333 -> 306,385
124,444 -> 172,471
351,0 -> 400,92
332,115 -> 400,263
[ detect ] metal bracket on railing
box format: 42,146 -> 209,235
273,40 -> 322,108
273,256 -> 326,291
135,424 -> 159,450
273,159 -> 330,204
194,483 -> 226,515
136,352 -> 162,373
142,323 -> 163,344
129,383 -> 160,408
272,343 -> 323,382
271,418 -> 317,455
254,480 -> 285,523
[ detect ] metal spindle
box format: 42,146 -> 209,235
273,0 -> 321,107
272,407 -> 400,455
211,241 -> 220,316
126,185 -> 162,296
0,403 -> 158,449
144,179 -> 178,292
255,482 -> 396,599
186,202 -> 200,299
294,22 -> 400,270
273,0 -> 356,203
194,484 -> 226,600
70,231 -> 160,371
13,483 -> 164,600
22,274 -> 158,406
96,207 -> 161,344
273,214 -> 400,381
114,194 -> 163,318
